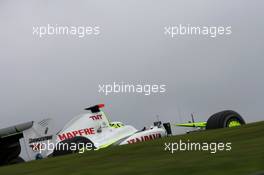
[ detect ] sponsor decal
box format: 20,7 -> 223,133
58,128 -> 95,141
29,135 -> 53,144
127,133 -> 162,144
89,114 -> 103,120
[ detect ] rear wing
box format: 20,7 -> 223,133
0,121 -> 33,138
0,121 -> 33,166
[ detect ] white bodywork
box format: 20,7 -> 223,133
22,105 -> 167,161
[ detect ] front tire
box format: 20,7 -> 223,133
206,110 -> 245,129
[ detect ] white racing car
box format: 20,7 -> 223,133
0,104 -> 171,165
0,104 -> 245,165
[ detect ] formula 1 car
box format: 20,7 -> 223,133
0,104 -> 246,166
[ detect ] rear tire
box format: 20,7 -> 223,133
52,136 -> 95,157
206,110 -> 245,129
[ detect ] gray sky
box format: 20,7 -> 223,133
0,0 -> 263,134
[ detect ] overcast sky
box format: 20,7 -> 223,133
0,0 -> 263,134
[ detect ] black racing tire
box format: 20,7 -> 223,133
52,136 -> 95,157
206,110 -> 246,129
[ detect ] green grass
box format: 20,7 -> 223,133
1,121 -> 264,175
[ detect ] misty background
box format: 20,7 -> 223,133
0,0 -> 263,135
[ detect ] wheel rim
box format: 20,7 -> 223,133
227,120 -> 241,127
